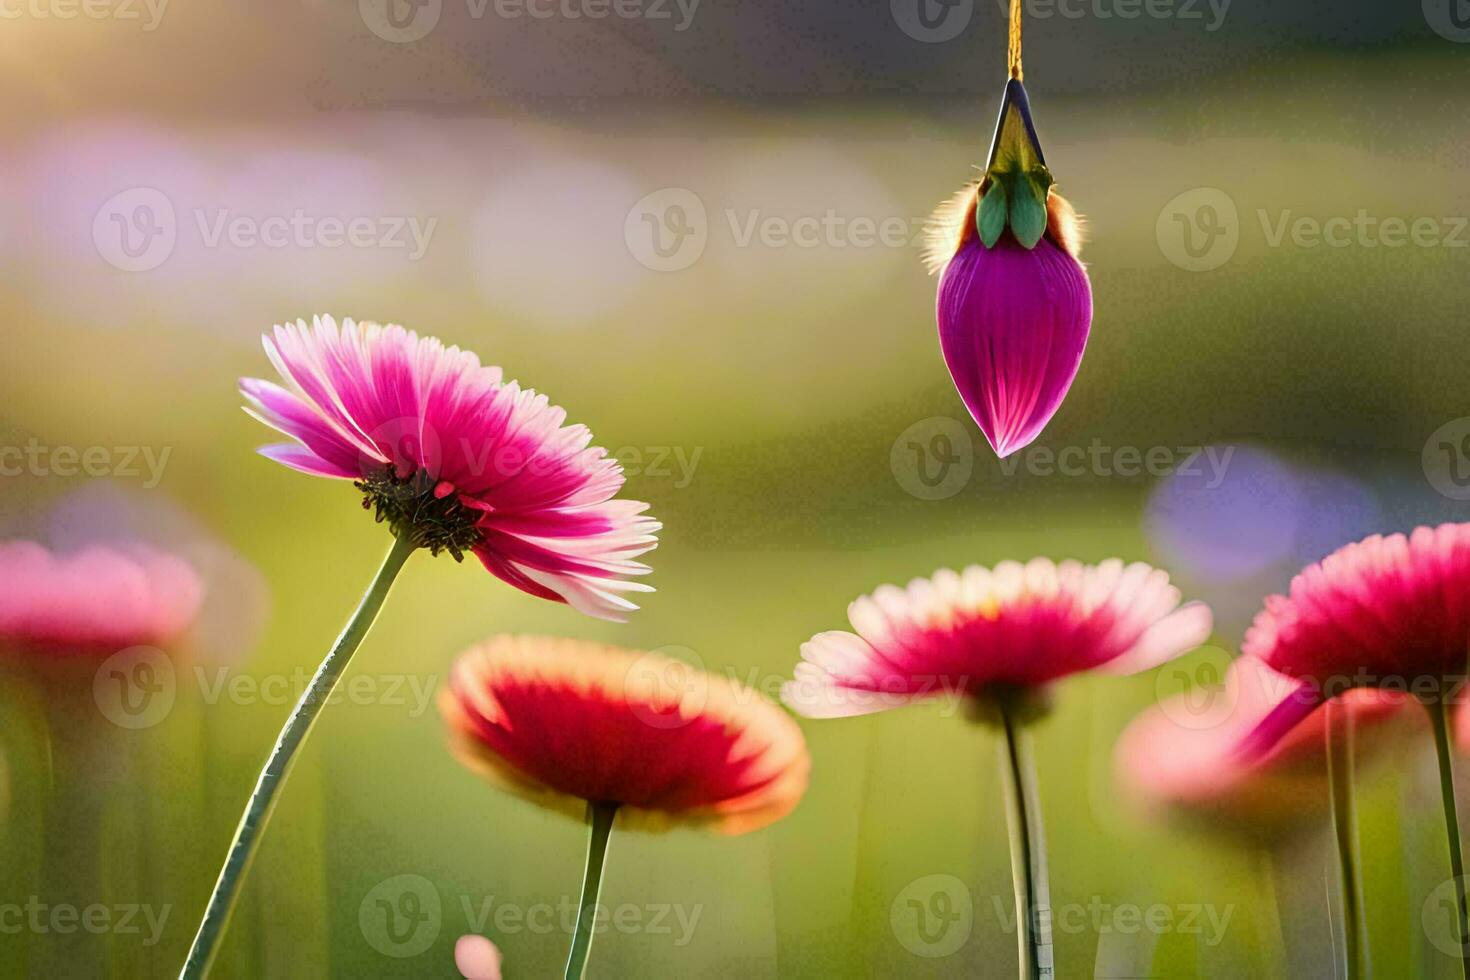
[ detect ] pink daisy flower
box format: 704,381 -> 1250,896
782,558 -> 1212,719
0,540 -> 202,655
1235,523 -> 1470,759
924,78 -> 1092,459
441,635 -> 809,835
241,315 -> 659,621
1116,655 -> 1405,831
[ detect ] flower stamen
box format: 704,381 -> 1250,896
356,469 -> 482,560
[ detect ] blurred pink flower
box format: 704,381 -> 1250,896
782,558 -> 1211,718
0,540 -> 202,655
454,934 -> 502,980
441,636 -> 810,834
1116,656 -> 1406,828
1236,523 -> 1470,759
241,316 -> 659,621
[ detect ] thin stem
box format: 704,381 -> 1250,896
180,533 -> 417,979
564,802 -> 619,980
1254,846 -> 1288,978
1427,696 -> 1470,980
1007,0 -> 1023,80
998,703 -> 1052,979
1326,698 -> 1366,978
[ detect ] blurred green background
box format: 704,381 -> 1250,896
2,1 -> 1470,976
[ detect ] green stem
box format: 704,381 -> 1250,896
564,802 -> 618,980
180,533 -> 417,979
998,703 -> 1052,979
1326,698 -> 1366,978
1427,696 -> 1470,980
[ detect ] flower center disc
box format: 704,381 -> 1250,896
356,469 -> 483,560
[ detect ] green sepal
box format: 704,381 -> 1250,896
977,179 -> 1008,248
1008,171 -> 1052,248
977,78 -> 1054,251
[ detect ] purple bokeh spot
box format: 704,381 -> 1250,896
1146,447 -> 1304,581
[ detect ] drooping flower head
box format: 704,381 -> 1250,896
782,558 -> 1211,721
1236,523 -> 1470,758
924,79 -> 1093,459
241,316 -> 659,621
440,635 -> 810,834
1116,655 -> 1405,832
0,540 -> 202,656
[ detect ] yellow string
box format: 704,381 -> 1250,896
1008,0 -> 1023,80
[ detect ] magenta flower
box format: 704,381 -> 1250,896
241,315 -> 659,621
783,558 -> 1211,719
1115,655 -> 1404,831
1236,523 -> 1470,758
0,540 -> 202,655
925,79 -> 1093,458
1229,523 -> 1470,973
783,555 -> 1208,980
187,315 -> 659,976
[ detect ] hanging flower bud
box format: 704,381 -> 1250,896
924,78 -> 1092,459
